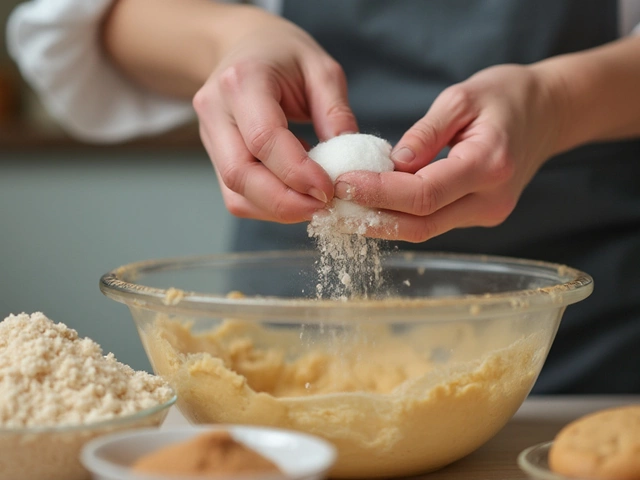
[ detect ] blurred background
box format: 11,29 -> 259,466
0,1 -> 234,371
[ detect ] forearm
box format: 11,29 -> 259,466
533,35 -> 640,154
101,0 -> 269,98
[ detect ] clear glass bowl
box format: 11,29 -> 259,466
519,442 -> 578,480
0,394 -> 176,480
100,251 -> 593,479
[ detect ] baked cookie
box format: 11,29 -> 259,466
549,405 -> 640,480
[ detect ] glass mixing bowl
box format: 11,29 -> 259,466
100,251 -> 593,478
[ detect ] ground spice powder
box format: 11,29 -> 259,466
132,430 -> 282,476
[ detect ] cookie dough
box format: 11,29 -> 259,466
142,318 -> 544,478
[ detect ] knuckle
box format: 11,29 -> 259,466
481,195 -> 517,227
414,177 -> 446,216
218,162 -> 246,195
407,219 -> 437,243
224,196 -> 248,218
486,150 -> 515,186
192,87 -> 209,115
322,59 -> 346,84
441,84 -> 473,113
217,62 -> 253,93
278,161 -> 299,187
408,121 -> 440,151
217,65 -> 241,93
246,124 -> 277,159
318,61 -> 356,124
325,102 -> 356,125
270,193 -> 292,223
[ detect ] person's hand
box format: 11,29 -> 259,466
334,64 -> 567,241
192,7 -> 358,223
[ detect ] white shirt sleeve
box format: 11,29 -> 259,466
6,0 -> 195,143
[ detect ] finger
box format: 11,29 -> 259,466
226,72 -> 334,203
363,194 -> 493,243
214,168 -> 277,221
200,115 -> 325,223
391,85 -> 477,172
336,146 -> 489,216
200,124 -> 271,220
304,59 -> 359,141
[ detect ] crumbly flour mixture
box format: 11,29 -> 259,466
143,317 -> 545,478
0,312 -> 173,428
0,312 -> 174,480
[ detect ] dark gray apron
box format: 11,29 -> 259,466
233,0 -> 640,394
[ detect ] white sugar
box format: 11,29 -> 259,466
308,133 -> 394,182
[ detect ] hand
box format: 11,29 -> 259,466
334,64 -> 566,242
193,7 -> 358,223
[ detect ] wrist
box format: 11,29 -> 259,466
192,3 -> 280,82
530,36 -> 640,154
528,56 -> 588,156
101,0 -> 278,97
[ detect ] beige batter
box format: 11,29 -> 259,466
141,317 -> 546,478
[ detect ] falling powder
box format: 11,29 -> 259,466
307,134 -> 396,299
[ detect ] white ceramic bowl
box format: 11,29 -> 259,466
81,425 -> 337,480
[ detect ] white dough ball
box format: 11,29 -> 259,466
308,133 -> 394,182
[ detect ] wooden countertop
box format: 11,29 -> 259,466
420,396 -> 638,479
162,395 -> 639,479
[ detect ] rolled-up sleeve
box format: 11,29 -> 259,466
6,0 -> 195,143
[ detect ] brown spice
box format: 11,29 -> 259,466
132,430 -> 282,476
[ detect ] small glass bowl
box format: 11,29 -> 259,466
518,442 -> 582,480
81,425 -> 337,480
0,394 -> 177,480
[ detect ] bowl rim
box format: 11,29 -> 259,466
0,394 -> 177,435
81,424 -> 337,480
518,441 -> 576,480
99,250 -> 593,321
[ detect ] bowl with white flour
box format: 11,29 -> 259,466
100,249 -> 592,478
0,312 -> 176,480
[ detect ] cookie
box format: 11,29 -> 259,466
549,405 -> 640,480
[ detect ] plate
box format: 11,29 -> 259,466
518,441 -> 584,480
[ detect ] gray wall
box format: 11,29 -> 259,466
0,150 -> 234,372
